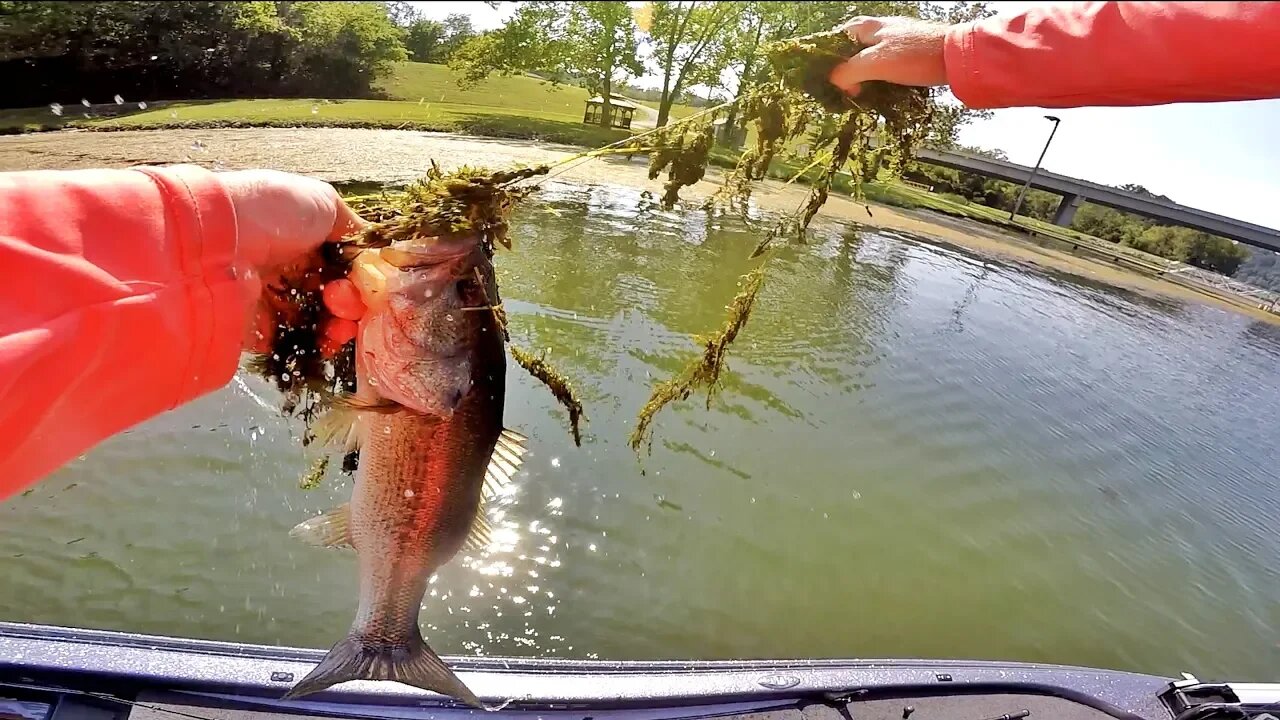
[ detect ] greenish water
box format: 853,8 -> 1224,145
3,181 -> 1279,681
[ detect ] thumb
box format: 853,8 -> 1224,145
329,199 -> 367,241
829,43 -> 885,96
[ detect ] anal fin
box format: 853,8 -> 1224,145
290,503 -> 352,549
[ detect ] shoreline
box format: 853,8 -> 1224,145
3,126 -> 1275,325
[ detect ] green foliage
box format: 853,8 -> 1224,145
1125,226 -> 1248,275
644,1 -> 743,127
903,157 -> 1248,276
404,13 -> 476,63
1070,203 -> 1144,245
404,19 -> 447,62
450,0 -> 643,130
904,161 -> 1058,221
0,1 -> 407,107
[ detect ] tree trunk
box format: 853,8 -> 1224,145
724,19 -> 763,141
601,67 -> 613,129
656,48 -> 676,127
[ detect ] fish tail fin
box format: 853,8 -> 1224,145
283,629 -> 482,708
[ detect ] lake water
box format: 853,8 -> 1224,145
2,180 -> 1278,681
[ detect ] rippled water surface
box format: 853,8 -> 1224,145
3,182 -> 1279,680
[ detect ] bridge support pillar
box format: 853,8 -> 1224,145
1053,193 -> 1085,227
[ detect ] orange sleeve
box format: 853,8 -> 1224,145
0,165 -> 252,500
945,1 -> 1280,109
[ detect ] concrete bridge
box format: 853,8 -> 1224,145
909,146 -> 1280,252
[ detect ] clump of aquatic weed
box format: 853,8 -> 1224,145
510,346 -> 586,447
621,25 -> 934,451
248,26 -> 937,460
629,265 -> 766,451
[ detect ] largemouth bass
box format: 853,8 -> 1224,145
283,233 -> 524,707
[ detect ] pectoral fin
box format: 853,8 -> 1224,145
311,395 -> 400,452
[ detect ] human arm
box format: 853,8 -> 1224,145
829,2 -> 1280,109
0,166 -> 366,499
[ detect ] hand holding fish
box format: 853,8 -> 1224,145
0,164 -> 373,499
219,169 -> 369,358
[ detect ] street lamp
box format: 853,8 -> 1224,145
1008,114 -> 1062,221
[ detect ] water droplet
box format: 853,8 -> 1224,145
546,497 -> 562,509
113,94 -> 124,105
137,101 -> 147,110
81,98 -> 90,107
49,103 -> 63,116
404,489 -> 415,498
588,543 -> 597,552
311,104 -> 319,114
550,457 -> 561,468
149,55 -> 158,60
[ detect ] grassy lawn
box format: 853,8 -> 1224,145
375,62 -> 592,114
0,62 -> 633,145
0,61 -> 702,142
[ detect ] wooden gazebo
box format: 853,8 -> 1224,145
583,94 -> 638,130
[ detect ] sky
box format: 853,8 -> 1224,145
408,1 -> 1280,230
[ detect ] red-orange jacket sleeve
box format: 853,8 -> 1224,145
0,165 -> 250,500
945,1 -> 1280,109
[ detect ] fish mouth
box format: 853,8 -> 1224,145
350,238 -> 486,307
379,237 -> 479,270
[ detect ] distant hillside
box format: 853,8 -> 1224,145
1235,247 -> 1280,292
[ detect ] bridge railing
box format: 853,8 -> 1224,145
1165,264 -> 1280,311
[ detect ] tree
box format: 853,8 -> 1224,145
404,18 -> 446,62
959,145 -> 1008,161
438,13 -> 477,59
1117,183 -> 1174,202
716,2 -> 850,137
1127,226 -> 1247,275
644,1 -> 743,127
450,1 -> 643,127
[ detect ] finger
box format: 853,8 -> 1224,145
319,317 -> 358,358
838,16 -> 882,46
323,278 -> 367,321
329,199 -> 367,241
830,48 -> 879,96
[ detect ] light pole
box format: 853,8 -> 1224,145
1009,115 -> 1061,221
